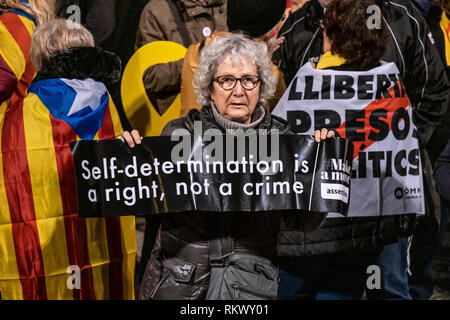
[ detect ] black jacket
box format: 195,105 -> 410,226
138,104 -> 325,299
273,0 -> 449,257
274,0 -> 449,147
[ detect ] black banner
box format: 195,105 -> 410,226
70,135 -> 353,218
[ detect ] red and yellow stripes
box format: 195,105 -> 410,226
0,12 -> 35,100
440,11 -> 450,66
0,93 -> 136,300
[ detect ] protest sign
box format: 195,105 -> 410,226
70,133 -> 353,218
272,62 -> 425,217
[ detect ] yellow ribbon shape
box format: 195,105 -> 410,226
121,41 -> 187,136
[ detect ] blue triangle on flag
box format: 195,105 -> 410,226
28,78 -> 109,140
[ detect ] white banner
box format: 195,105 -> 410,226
272,62 -> 425,217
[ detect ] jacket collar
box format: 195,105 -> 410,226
184,104 -> 291,134
32,47 -> 121,85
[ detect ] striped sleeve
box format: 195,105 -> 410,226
0,12 -> 35,102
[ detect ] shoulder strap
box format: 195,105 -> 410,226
167,0 -> 192,47
206,214 -> 233,267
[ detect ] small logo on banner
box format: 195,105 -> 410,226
394,187 -> 404,199
321,183 -> 349,203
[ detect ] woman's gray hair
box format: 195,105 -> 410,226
194,33 -> 277,107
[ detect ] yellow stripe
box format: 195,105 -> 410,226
22,95 -> 73,300
440,11 -> 450,66
109,97 -> 136,299
18,15 -> 35,37
0,20 -> 25,79
316,51 -> 347,70
85,218 -> 110,299
109,98 -> 124,138
0,101 -> 24,299
120,216 -> 136,300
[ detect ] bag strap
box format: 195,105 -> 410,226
206,215 -> 233,300
206,214 -> 234,265
167,0 -> 192,47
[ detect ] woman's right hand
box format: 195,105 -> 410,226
314,128 -> 335,143
121,129 -> 142,148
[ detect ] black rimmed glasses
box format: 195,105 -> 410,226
213,75 -> 261,91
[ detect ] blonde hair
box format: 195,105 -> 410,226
0,0 -> 55,24
30,18 -> 94,71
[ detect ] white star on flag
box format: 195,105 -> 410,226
61,78 -> 107,116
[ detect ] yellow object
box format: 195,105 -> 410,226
0,93 -> 136,300
316,51 -> 347,70
440,11 -> 450,66
121,41 -> 187,136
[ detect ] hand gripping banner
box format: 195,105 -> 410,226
70,134 -> 353,218
272,62 -> 425,217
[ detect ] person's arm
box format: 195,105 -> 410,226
143,59 -> 184,94
402,2 -> 450,146
434,138 -> 450,201
136,3 -> 184,105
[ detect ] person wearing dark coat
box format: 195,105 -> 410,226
122,33 -> 333,300
273,0 -> 449,300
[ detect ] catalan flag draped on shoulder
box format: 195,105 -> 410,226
0,46 -> 136,300
0,4 -> 36,105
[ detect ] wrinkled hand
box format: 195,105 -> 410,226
314,128 -> 335,143
121,129 -> 142,148
266,36 -> 285,59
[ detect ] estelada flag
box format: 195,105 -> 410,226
0,77 -> 136,300
0,8 -> 36,105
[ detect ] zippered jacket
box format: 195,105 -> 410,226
273,0 -> 448,256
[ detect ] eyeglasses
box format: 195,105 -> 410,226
213,75 -> 261,91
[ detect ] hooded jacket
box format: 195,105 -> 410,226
273,0 -> 449,257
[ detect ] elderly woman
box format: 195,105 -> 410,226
124,33 -> 333,300
0,18 -> 135,300
0,0 -> 55,105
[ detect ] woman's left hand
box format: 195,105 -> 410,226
266,36 -> 285,59
314,128 -> 335,143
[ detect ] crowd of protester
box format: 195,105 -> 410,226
0,0 -> 449,300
